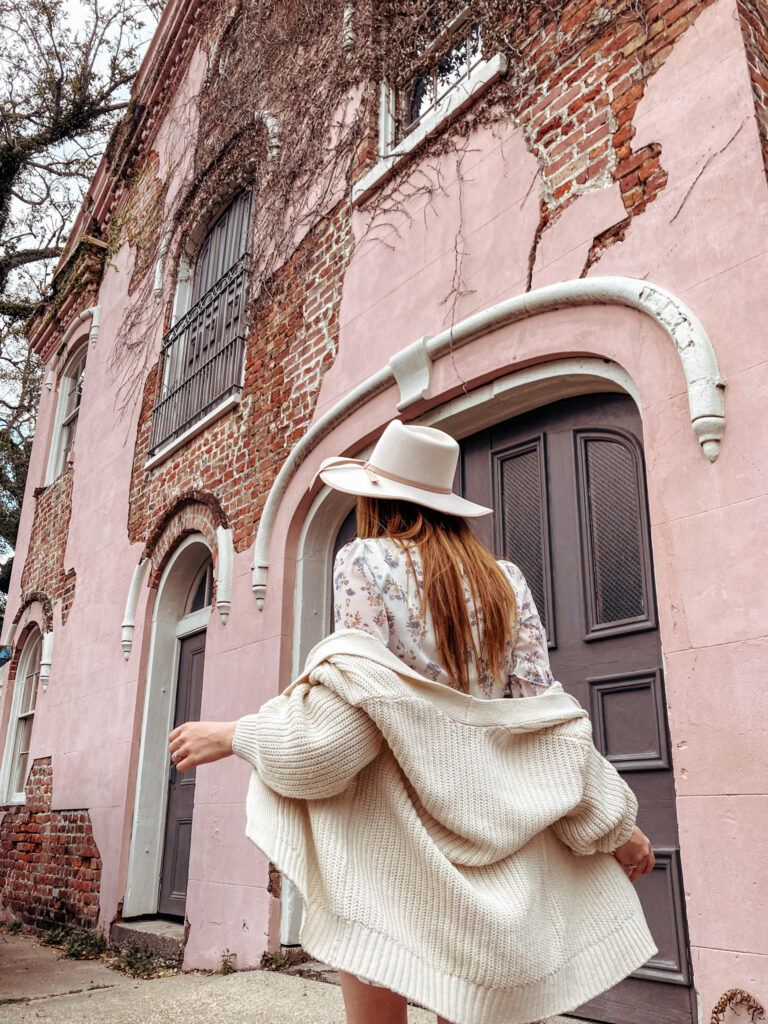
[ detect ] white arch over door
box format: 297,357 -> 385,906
123,535 -> 212,918
254,275 -> 725,608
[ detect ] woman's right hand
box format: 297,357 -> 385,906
612,826 -> 655,883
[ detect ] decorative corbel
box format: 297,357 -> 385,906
215,526 -> 234,624
40,632 -> 54,692
255,111 -> 280,164
121,558 -> 150,660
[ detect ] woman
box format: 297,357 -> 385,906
170,419 -> 656,1024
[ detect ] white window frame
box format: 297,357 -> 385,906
0,627 -> 42,805
45,341 -> 88,484
352,10 -> 507,205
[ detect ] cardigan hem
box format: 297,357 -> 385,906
300,902 -> 657,1024
245,810 -> 658,1024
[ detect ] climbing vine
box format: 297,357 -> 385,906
106,0 -> 713,406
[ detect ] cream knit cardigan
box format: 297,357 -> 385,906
233,629 -> 658,1024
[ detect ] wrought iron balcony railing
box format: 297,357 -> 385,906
149,252 -> 250,456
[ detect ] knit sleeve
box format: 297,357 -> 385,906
333,539 -> 390,645
550,734 -> 638,856
231,681 -> 382,800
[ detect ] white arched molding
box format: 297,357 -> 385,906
0,601 -> 53,699
251,276 -> 725,608
121,527 -> 233,658
121,558 -> 150,660
124,534 -> 213,918
62,305 -> 101,348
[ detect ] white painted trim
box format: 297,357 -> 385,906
44,334 -> 92,486
121,558 -> 150,660
255,110 -> 280,164
171,257 -> 193,327
352,53 -> 507,205
153,228 -> 173,303
144,393 -> 241,471
39,632 -> 53,693
61,305 -> 100,349
342,1 -> 355,53
0,625 -> 44,804
251,276 -> 725,607
215,526 -> 234,624
123,534 -> 213,918
176,607 -> 211,638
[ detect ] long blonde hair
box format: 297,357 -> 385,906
356,496 -> 517,693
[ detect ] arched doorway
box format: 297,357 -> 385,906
322,393 -> 695,1024
123,538 -> 213,919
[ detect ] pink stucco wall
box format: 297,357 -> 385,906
2,0 -> 765,1013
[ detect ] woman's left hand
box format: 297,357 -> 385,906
612,825 -> 655,883
168,721 -> 237,772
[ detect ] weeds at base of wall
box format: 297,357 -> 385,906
33,922 -> 182,978
260,949 -> 295,972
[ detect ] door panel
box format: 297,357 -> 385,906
460,393 -> 695,1024
159,630 -> 206,917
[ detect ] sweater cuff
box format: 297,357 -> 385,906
604,811 -> 637,853
232,714 -> 261,768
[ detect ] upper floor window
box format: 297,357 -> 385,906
352,8 -> 507,204
46,343 -> 87,483
148,192 -> 253,465
1,627 -> 41,803
395,16 -> 482,144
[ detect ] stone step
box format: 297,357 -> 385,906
109,917 -> 185,964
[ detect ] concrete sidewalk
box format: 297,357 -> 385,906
0,931 -> 583,1024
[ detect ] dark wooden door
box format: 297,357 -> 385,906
159,631 -> 206,917
461,394 -> 696,1024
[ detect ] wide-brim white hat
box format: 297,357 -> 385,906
316,420 -> 492,518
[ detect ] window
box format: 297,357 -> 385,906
395,17 -> 482,144
148,192 -> 252,464
46,344 -> 87,482
352,9 -> 507,204
1,628 -> 42,803
185,556 -> 214,615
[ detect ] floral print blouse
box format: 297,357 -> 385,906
333,536 -> 556,699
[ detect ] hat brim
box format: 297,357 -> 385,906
318,460 -> 492,518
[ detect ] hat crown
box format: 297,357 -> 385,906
369,421 -> 458,492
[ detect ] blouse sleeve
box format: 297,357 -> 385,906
500,562 -> 556,698
333,539 -> 390,645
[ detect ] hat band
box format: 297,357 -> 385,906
320,456 -> 453,495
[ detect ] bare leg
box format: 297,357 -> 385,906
338,970 -> 408,1024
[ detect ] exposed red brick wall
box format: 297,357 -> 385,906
127,200 -> 353,553
510,0 -> 715,273
60,569 -> 77,625
147,499 -> 223,588
21,473 -> 75,611
0,758 -> 102,931
737,0 -> 768,183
